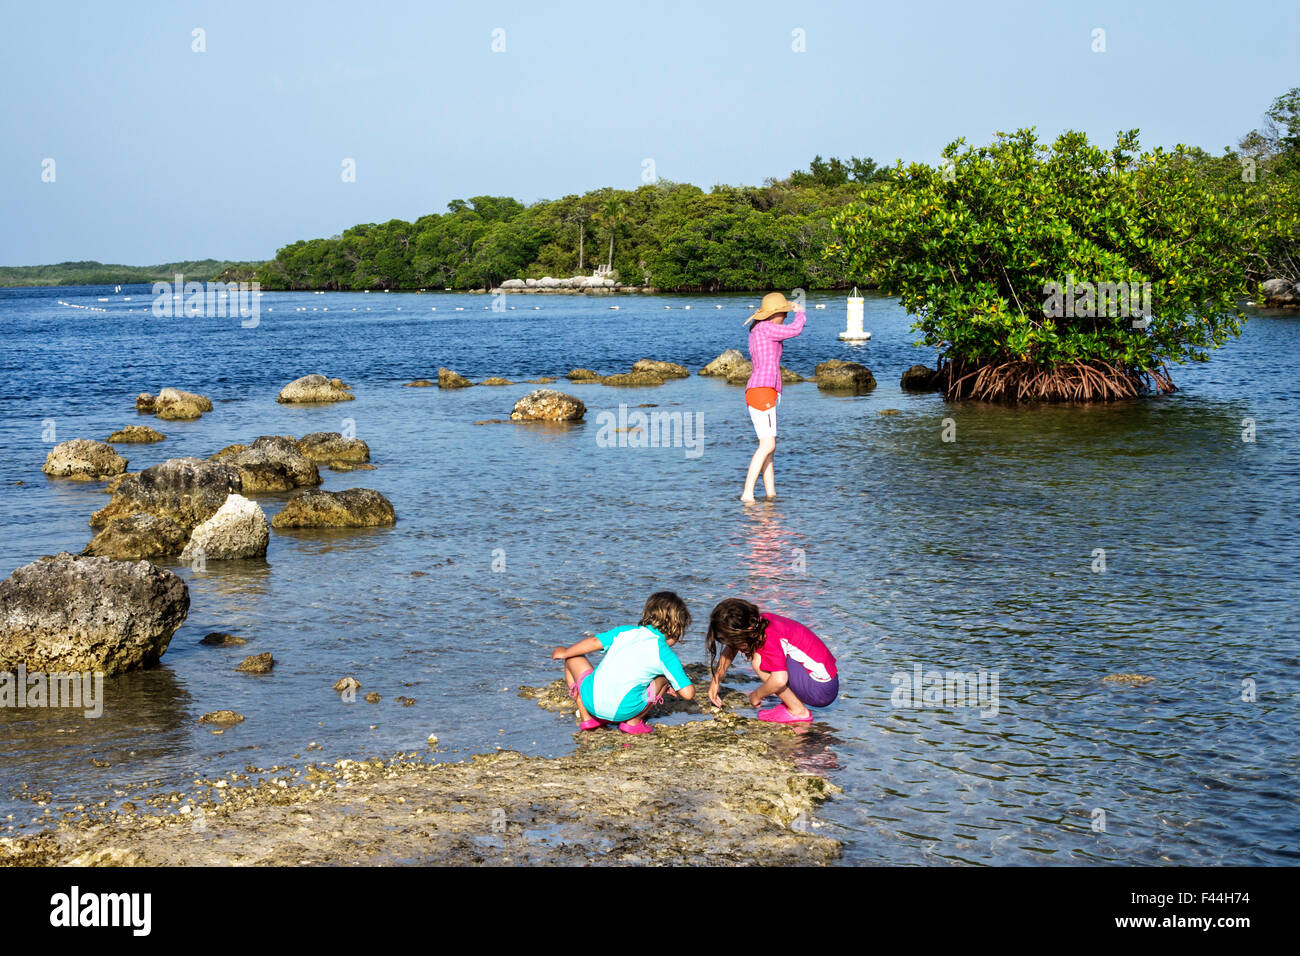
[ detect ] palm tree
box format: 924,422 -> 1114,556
593,197 -> 628,272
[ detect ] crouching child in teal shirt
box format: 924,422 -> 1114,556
551,591 -> 695,734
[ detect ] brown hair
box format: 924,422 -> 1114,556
640,591 -> 691,642
706,598 -> 768,671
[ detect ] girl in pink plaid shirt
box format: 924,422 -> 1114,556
741,292 -> 806,502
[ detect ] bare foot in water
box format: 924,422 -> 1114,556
740,495 -> 756,504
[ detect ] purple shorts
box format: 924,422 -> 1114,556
786,657 -> 838,708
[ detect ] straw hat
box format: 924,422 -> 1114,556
744,292 -> 798,325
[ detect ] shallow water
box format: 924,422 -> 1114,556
1,285 -> 1296,865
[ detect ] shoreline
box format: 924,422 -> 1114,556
1,681 -> 840,866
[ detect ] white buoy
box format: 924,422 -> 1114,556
839,287 -> 871,342
684,305 -> 691,310
814,303 -> 826,309
715,304 -> 723,309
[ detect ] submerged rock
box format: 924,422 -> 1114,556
136,388 -> 214,420
271,488 -> 396,529
814,360 -> 876,393
1102,673 -> 1154,686
699,349 -> 749,378
225,437 -> 321,492
479,377 -> 514,386
198,711 -> 244,724
437,367 -> 473,389
42,439 -> 127,481
631,359 -> 690,379
106,425 -> 165,444
91,458 -> 241,532
200,632 -> 247,646
900,364 -> 941,392
403,379 -> 435,387
510,389 -> 586,422
0,552 -> 188,674
83,514 -> 189,560
295,432 -> 370,464
525,377 -> 557,384
181,494 -> 269,561
566,368 -> 601,382
277,375 -> 354,404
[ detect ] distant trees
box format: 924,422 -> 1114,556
254,158 -> 888,292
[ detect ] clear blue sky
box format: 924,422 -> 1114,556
1,0 -> 1296,265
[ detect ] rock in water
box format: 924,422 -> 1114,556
236,652 -> 274,674
42,439 -> 127,480
700,349 -> 750,378
510,389 -> 586,422
136,388 -> 213,420
277,374 -> 355,404
271,488 -> 396,529
1260,277 -> 1300,308
601,370 -> 665,387
198,710 -> 244,724
437,367 -> 473,389
780,366 -> 804,384
83,514 -> 189,560
900,365 -> 941,392
403,379 -> 435,387
479,377 -> 514,386
225,436 -> 321,492
814,360 -> 876,393
91,458 -> 242,532
296,432 -> 371,464
0,552 -> 189,674
181,494 -> 270,561
106,425 -> 165,444
200,632 -> 246,646
566,368 -> 601,382
631,359 -> 690,379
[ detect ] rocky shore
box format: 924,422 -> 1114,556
1,710 -> 839,866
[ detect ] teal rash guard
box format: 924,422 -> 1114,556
581,624 -> 691,722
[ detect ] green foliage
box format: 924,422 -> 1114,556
829,128 -> 1262,381
254,158 -> 885,292
0,259 -> 260,287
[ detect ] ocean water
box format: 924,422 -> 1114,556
1,284 -> 1296,865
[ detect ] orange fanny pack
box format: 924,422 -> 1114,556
745,387 -> 778,411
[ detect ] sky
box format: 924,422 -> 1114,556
1,0 -> 1296,265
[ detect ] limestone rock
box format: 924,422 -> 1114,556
42,439 -> 127,480
510,389 -> 586,422
296,432 -> 370,464
0,552 -> 188,675
83,514 -> 189,560
438,368 -> 473,389
277,375 -> 354,404
91,458 -> 242,532
181,494 -> 269,561
136,388 -> 213,420
226,437 -> 321,492
815,360 -> 876,393
271,488 -> 396,529
106,425 -> 165,444
631,359 -> 690,379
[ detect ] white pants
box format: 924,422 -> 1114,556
748,393 -> 780,439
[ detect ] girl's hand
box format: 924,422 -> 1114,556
551,647 -> 568,660
708,680 -> 723,708
748,689 -> 765,708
